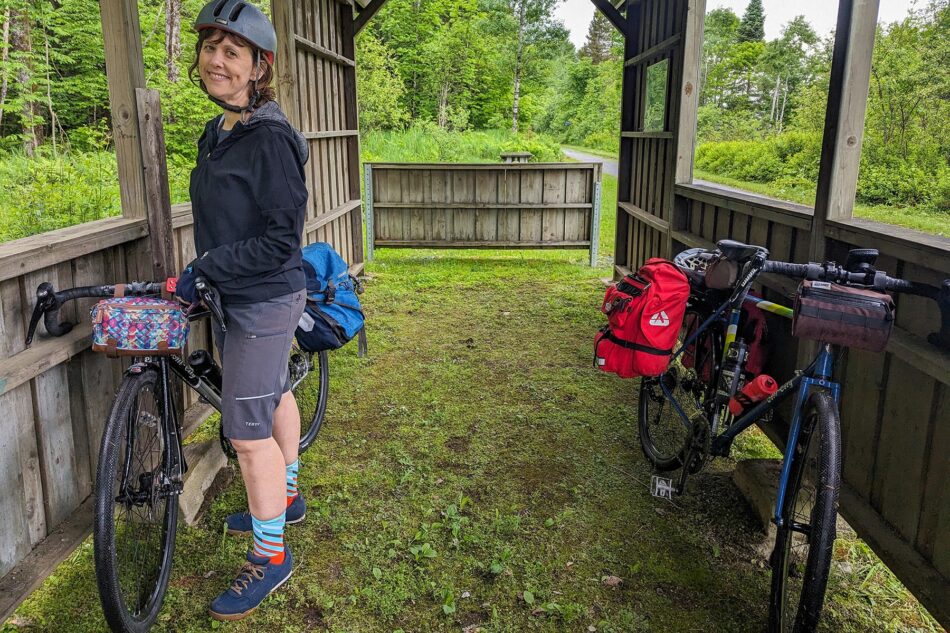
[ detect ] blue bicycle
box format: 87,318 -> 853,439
637,240 -> 950,633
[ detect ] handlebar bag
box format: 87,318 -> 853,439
594,258 -> 690,378
91,297 -> 189,357
792,280 -> 895,352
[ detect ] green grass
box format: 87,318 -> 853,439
561,145 -> 619,161
6,162 -> 940,632
694,169 -> 950,237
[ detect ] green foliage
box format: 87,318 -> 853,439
360,123 -> 563,163
356,32 -> 410,131
0,150 -> 120,241
736,0 -> 765,43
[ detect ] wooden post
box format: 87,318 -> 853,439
675,0 -> 706,185
99,0 -> 147,219
810,0 -> 879,261
364,164 -> 375,261
272,0 -> 300,129
590,166 -> 603,267
135,89 -> 176,280
614,3 -> 641,276
341,9 -> 365,266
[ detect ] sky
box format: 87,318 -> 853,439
554,0 -> 917,49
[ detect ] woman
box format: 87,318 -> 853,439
176,0 -> 308,621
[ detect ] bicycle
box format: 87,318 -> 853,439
24,277 -> 330,633
636,239 -> 950,633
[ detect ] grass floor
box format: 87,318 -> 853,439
5,175 -> 941,633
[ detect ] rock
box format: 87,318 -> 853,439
602,575 -> 623,588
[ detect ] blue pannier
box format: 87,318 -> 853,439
295,243 -> 365,352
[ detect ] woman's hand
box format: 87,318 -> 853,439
175,265 -> 199,304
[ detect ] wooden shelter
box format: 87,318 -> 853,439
0,0 -> 947,626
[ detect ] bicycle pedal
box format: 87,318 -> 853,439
650,475 -> 676,500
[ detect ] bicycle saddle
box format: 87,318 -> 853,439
716,239 -> 769,262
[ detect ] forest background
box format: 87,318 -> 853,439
0,0 -> 946,242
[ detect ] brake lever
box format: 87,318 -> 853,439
25,282 -> 72,346
195,277 -> 227,333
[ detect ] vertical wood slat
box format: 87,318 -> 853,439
99,0 -> 147,220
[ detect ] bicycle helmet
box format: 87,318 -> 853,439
194,0 -> 276,112
674,247 -> 718,289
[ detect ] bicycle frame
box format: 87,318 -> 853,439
662,283 -> 843,527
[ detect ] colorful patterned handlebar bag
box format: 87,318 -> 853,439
91,297 -> 189,357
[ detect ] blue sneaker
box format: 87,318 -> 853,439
225,495 -> 306,535
208,547 -> 294,621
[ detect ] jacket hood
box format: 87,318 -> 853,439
242,101 -> 309,164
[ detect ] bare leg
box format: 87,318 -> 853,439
231,438 -> 285,520
272,390 -> 300,466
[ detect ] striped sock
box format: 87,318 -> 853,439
251,513 -> 286,564
286,459 -> 299,506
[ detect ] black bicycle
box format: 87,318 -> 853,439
24,278 -> 330,633
637,240 -> 950,633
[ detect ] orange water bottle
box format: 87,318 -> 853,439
729,374 -> 778,416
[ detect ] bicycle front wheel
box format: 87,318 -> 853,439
290,346 -> 329,453
638,309 -> 721,471
94,367 -> 179,633
769,390 -> 841,633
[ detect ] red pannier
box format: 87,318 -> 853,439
594,258 -> 690,378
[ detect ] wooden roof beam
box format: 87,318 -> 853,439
589,0 -> 630,40
354,0 -> 390,35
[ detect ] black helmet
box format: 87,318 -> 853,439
195,0 -> 276,65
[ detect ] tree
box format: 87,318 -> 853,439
700,8 -> 739,105
579,11 -> 612,64
165,0 -> 182,83
736,0 -> 765,43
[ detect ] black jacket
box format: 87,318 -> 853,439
189,101 -> 309,303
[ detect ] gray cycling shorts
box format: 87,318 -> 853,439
213,290 -> 306,441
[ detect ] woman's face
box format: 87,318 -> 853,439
198,31 -> 258,107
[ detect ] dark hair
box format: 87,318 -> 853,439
188,28 -> 276,106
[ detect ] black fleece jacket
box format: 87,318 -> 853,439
189,101 -> 309,304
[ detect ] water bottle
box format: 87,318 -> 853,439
729,374 -> 779,416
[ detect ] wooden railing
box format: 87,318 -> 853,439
364,163 -> 603,265
670,181 -> 950,625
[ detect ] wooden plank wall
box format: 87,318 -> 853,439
283,0 -> 364,269
0,220 -> 149,577
615,0 -> 687,275
671,183 -> 950,625
368,163 -> 600,250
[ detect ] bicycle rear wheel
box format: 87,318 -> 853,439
638,309 -> 721,471
769,390 -> 841,633
94,367 -> 179,633
289,345 -> 329,453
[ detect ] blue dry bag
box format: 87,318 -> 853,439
295,243 -> 365,352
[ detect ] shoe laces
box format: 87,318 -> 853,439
229,561 -> 266,595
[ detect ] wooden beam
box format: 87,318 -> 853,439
304,199 -> 362,234
367,162 -> 599,170
135,89 -> 176,281
674,182 -> 813,230
810,0 -> 879,260
373,202 -> 594,210
302,130 -> 360,140
99,0 -> 147,219
341,8 -> 365,267
624,34 -> 681,67
374,240 -> 591,249
618,201 -> 670,233
272,0 -> 301,129
354,0 -> 390,35
675,0 -> 705,185
620,131 -> 674,139
0,217 -> 147,283
589,0 -> 629,39
294,34 -> 356,68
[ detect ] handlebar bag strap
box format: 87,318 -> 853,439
792,280 -> 895,352
90,297 -> 189,357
